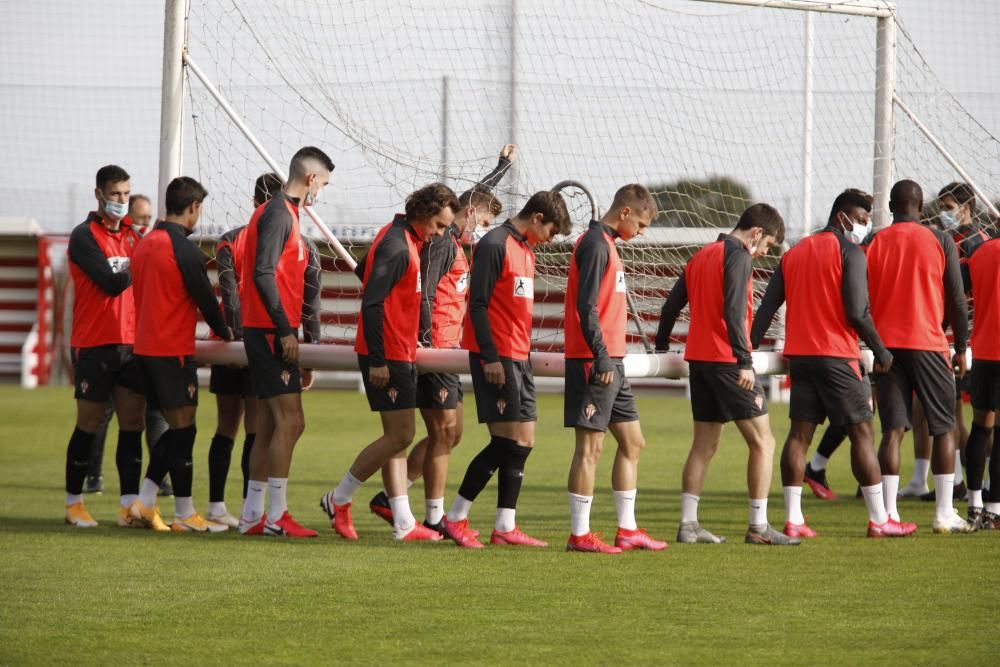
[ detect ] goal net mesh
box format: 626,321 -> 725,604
183,0 -> 1000,352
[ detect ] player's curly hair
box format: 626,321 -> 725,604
459,185 -> 503,217
518,191 -> 572,235
405,183 -> 461,222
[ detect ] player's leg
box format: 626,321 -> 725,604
419,406 -> 458,530
85,402 -> 114,494
489,416 -> 547,547
965,361 -> 997,526
239,395 -> 273,533
567,427 -> 605,543
902,396 -> 933,497
911,350 -> 973,533
735,413 -> 798,545
984,364 -> 1000,527
110,378 -> 145,525
206,388 -> 243,526
65,397 -> 109,527
145,405 -> 172,496
676,421 -> 724,543
261,391 -> 307,534
805,423 -> 845,500
608,419 -> 667,551
953,391 -> 969,497
240,394 -> 259,499
780,421 -> 818,537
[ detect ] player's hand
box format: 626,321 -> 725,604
501,144 -> 517,161
873,353 -> 893,375
953,351 -> 967,379
593,371 -> 613,387
301,368 -> 315,391
484,361 -> 505,388
223,326 -> 235,342
279,333 -> 299,363
369,364 -> 390,389
736,367 -> 755,391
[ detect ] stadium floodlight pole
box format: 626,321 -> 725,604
894,94 -> 1000,221
182,53 -> 358,271
157,0 -> 186,221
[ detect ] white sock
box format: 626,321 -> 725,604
138,478 -> 160,507
120,494 -> 137,509
953,450 -> 964,484
748,498 -> 768,527
911,458 -> 930,486
568,492 -> 593,536
208,501 -> 227,516
883,475 -> 900,521
495,507 -> 516,532
969,489 -> 983,509
933,473 -> 955,522
332,471 -> 363,506
174,496 -> 195,519
783,486 -> 804,525
985,458 -> 991,491
986,501 -> 1000,514
267,477 -> 288,521
809,453 -> 829,471
242,480 -> 266,522
861,484 -> 889,525
425,497 -> 444,525
447,495 -> 473,522
613,489 -> 638,531
389,495 -> 416,532
66,493 -> 83,505
680,492 -> 700,524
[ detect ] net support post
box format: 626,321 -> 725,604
872,13 -> 896,229
801,11 -> 814,238
158,0 -> 187,220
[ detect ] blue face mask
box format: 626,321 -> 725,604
104,199 -> 128,221
939,208 -> 959,230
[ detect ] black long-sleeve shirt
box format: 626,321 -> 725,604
251,195 -> 298,337
216,226 -> 244,339
302,237 -> 322,344
359,216 -> 419,366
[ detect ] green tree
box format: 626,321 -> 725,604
648,176 -> 753,228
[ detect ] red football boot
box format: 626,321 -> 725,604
264,511 -> 318,538
867,517 -> 918,538
490,526 -> 548,547
238,513 -> 267,536
442,517 -> 484,548
783,521 -> 818,538
368,491 -> 394,526
320,492 -> 358,540
397,522 -> 444,542
567,531 -> 622,554
614,527 -> 668,551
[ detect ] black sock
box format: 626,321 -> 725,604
457,436 -> 516,502
144,428 -> 173,487
498,444 -> 532,509
208,434 -> 235,503
990,429 -> 1000,504
241,433 -> 256,499
816,424 -> 848,460
965,424 -> 991,491
87,404 -> 113,477
65,427 -> 95,495
167,425 -> 197,498
115,430 -> 143,496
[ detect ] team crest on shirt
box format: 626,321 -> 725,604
616,271 -> 627,293
187,384 -> 196,399
388,387 -> 398,404
437,387 -> 449,404
496,398 -> 507,415
455,272 -> 469,294
79,379 -> 89,395
416,271 -> 422,292
513,277 -> 533,298
584,403 -> 597,420
280,370 -> 291,386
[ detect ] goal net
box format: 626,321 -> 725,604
181,0 -> 1000,358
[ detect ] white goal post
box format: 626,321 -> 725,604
163,0 -> 998,378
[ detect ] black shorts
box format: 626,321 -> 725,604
970,360 -> 1000,412
469,352 -> 537,423
788,356 -> 873,427
71,344 -> 143,401
209,364 -> 253,396
874,348 -> 956,437
564,358 -> 639,431
244,327 -> 301,400
137,355 -> 199,411
358,355 -> 417,412
688,361 -> 767,423
416,372 -> 463,410
956,372 -> 972,401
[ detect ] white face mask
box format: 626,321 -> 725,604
103,199 -> 128,221
938,208 -> 959,230
305,185 -> 323,207
842,213 -> 871,245
470,226 -> 489,244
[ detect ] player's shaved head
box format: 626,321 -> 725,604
609,184 -> 656,215
288,146 -> 335,183
889,179 -> 923,217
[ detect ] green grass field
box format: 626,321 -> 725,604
2,385 -> 998,665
